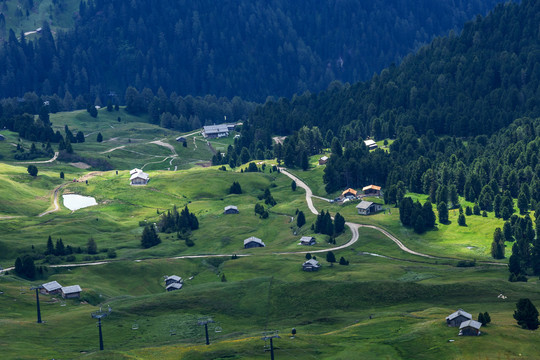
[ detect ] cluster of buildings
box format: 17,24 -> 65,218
41,281 -> 82,299
446,309 -> 482,336
202,124 -> 236,139
164,275 -> 183,292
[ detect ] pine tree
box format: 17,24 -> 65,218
14,257 -> 23,276
326,251 -> 336,266
478,312 -> 486,325
96,132 -> 103,142
297,211 -> 306,228
491,227 -> 505,259
141,225 -> 161,248
55,239 -> 65,256
291,180 -> 297,191
458,213 -> 467,226
483,312 -> 491,325
518,191 -> 529,215
334,212 -> 345,234
87,238 -> 98,254
503,221 -> 514,242
514,298 -> 539,330
414,215 -> 425,234
437,202 -> 448,224
46,235 -> 54,255
422,201 -> 436,229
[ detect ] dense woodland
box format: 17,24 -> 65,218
0,0 -> 506,102
248,0 -> 539,143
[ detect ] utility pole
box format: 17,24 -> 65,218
91,306 -> 112,351
198,317 -> 215,345
262,331 -> 280,360
30,285 -> 43,323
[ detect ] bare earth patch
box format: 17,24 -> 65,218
70,162 -> 91,169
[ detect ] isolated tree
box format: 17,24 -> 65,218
60,171 -> 64,179
437,202 -> 448,224
96,132 -> 103,142
87,238 -> 98,254
291,180 -> 297,191
339,256 -> 349,265
221,273 -> 227,282
297,211 -> 306,228
514,298 -> 539,330
326,251 -> 336,267
254,203 -> 265,216
465,206 -> 473,216
27,165 -> 38,177
76,131 -> 85,143
305,253 -> 312,260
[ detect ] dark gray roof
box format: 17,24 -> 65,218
459,320 -> 482,330
446,309 -> 472,321
203,125 -> 229,134
166,283 -> 183,290
244,236 -> 265,246
303,259 -> 320,267
42,281 -> 62,292
62,285 -> 82,294
356,200 -> 374,209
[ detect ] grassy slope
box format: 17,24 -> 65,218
1,253 -> 539,359
1,122 -> 538,358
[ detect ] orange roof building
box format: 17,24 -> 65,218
341,188 -> 357,197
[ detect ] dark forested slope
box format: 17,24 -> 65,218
248,0 -> 539,142
0,0 -> 507,101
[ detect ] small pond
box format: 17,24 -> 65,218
63,194 -> 98,211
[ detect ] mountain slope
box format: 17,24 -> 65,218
0,0 -> 508,101
247,0 -> 539,142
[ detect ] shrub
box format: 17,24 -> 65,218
66,255 -> 76,262
107,249 -> 117,258
456,260 -> 476,267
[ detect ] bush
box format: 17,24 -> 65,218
107,249 -> 117,259
27,165 -> 38,177
185,238 -> 195,247
44,255 -> 62,265
456,260 -> 476,267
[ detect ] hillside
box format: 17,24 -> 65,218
248,0 -> 539,141
0,0 -> 508,101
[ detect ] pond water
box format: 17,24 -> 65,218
62,194 -> 98,211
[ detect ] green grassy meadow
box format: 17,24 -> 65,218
2,112 -> 539,359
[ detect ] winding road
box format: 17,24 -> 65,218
0,166 -> 505,274
279,169 -> 435,258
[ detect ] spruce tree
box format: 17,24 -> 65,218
326,251 -> 336,266
55,239 -> 65,256
514,298 -> 539,330
491,227 -> 505,259
422,201 -> 436,229
458,213 -> 467,226
87,238 -> 98,254
437,202 -> 448,224
96,132 -> 103,142
291,180 -> 297,191
46,235 -> 54,255
334,212 -> 345,234
297,211 -> 306,228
